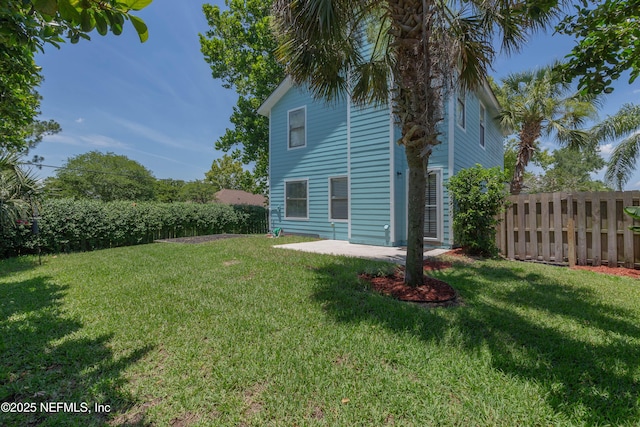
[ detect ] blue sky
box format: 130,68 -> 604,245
35,1 -> 640,186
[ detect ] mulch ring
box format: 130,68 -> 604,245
359,257 -> 461,308
154,234 -> 246,244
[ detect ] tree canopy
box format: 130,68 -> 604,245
200,0 -> 285,189
593,103 -> 640,189
44,151 -> 156,201
493,64 -> 599,194
556,0 -> 640,94
204,154 -> 258,194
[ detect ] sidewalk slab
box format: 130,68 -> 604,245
273,239 -> 449,263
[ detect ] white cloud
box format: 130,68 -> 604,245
43,134 -> 82,146
109,116 -> 208,153
79,134 -> 129,149
43,133 -> 128,150
633,89 -> 640,94
75,117 -> 85,123
599,143 -> 614,156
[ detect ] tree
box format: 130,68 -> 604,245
272,0 -> 559,286
200,0 -> 285,190
154,178 -> 186,203
204,154 -> 257,193
526,146 -> 611,193
592,104 -> 640,189
556,0 -> 640,94
44,151 -> 156,201
0,153 -> 41,230
494,64 -> 599,194
178,180 -> 218,204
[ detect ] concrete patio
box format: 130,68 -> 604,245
273,239 -> 449,263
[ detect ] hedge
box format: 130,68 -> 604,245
0,199 -> 269,258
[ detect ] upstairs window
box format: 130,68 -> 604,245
479,103 -> 486,148
329,177 -> 348,221
288,107 -> 306,149
456,93 -> 466,129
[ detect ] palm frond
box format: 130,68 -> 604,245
592,103 -> 640,142
605,132 -> 640,190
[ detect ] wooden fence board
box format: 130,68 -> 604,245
529,194 -> 539,260
518,196 -> 526,259
607,192 -> 617,266
553,192 -> 563,262
623,191 -> 634,268
592,193 -> 601,266
541,193 -> 550,262
577,193 -> 587,265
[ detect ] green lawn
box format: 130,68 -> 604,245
1,236 -> 639,426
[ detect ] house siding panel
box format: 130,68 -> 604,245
269,86 -> 349,240
349,103 -> 393,245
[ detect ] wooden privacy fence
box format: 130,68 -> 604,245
496,191 -> 640,269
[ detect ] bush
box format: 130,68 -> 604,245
0,199 -> 269,258
447,164 -> 508,256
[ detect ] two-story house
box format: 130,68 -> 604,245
258,76 -> 503,248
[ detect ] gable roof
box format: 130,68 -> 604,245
215,189 -> 266,206
257,76 -> 293,117
258,75 -> 501,119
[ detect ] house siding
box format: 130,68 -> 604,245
264,80 -> 503,248
349,102 -> 394,245
269,86 -> 349,239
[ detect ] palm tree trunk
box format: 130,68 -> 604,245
405,144 -> 427,286
388,0 -> 442,287
510,121 -> 542,194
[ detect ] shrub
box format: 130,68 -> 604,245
447,164 -> 508,256
0,199 -> 269,257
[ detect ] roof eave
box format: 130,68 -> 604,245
257,76 -> 293,116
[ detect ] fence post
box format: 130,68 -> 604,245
567,194 -> 576,267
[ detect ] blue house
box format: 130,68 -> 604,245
258,76 -> 504,248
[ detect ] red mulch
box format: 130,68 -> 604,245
359,258 -> 457,304
571,264 -> 640,279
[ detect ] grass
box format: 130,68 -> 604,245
1,235 -> 639,426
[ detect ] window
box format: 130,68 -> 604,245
424,170 -> 440,240
329,177 -> 348,221
285,180 -> 308,219
456,93 -> 466,129
288,107 -> 306,149
479,103 -> 486,148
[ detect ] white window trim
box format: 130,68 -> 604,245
424,168 -> 444,242
479,101 -> 486,150
456,92 -> 466,131
328,175 -> 348,222
287,106 -> 307,150
284,178 -> 309,220
404,168 -> 444,243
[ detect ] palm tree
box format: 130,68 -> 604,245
494,64 -> 599,194
592,104 -> 640,190
272,0 -> 560,286
0,153 -> 40,231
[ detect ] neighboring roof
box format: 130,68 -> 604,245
215,189 -> 266,206
257,76 -> 293,116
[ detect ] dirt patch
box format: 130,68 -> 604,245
155,234 -> 246,244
